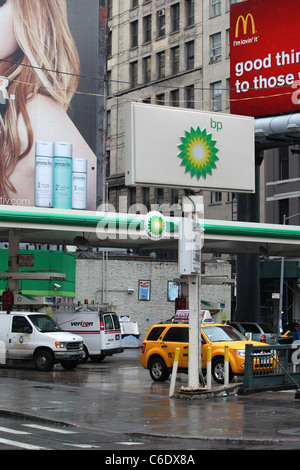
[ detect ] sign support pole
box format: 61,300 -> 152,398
188,273 -> 200,388
179,195 -> 203,390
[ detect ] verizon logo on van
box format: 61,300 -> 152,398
71,321 -> 93,327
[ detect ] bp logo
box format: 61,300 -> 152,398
145,211 -> 166,240
178,126 -> 219,179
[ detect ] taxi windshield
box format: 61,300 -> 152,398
203,325 -> 246,342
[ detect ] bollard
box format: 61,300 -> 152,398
206,346 -> 212,390
224,346 -> 229,386
169,347 -> 180,397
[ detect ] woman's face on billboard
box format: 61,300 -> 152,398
0,0 -> 19,60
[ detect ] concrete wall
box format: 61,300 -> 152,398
75,256 -> 232,341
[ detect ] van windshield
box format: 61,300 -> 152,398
29,315 -> 62,333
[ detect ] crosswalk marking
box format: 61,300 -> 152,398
0,437 -> 49,450
0,426 -> 30,435
116,441 -> 144,446
65,443 -> 100,449
0,421 -> 99,449
22,424 -> 78,434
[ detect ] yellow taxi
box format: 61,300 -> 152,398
140,321 -> 270,383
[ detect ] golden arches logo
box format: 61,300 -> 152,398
235,13 -> 255,38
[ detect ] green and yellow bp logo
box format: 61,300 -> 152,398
145,212 -> 166,239
178,126 -> 219,180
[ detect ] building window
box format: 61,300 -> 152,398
226,0 -> 237,11
107,0 -> 113,19
226,78 -> 230,108
171,189 -> 179,205
107,70 -> 112,96
170,89 -> 180,107
156,187 -> 164,206
171,46 -> 180,75
143,15 -> 152,43
107,29 -> 112,58
279,199 -> 289,224
129,187 -> 136,208
171,3 -> 180,33
186,40 -> 194,70
157,9 -> 165,38
211,192 -> 222,204
226,29 -> 230,57
143,56 -> 151,83
131,0 -> 138,8
211,0 -> 221,17
211,81 -> 222,111
279,147 -> 289,180
106,110 -> 111,138
185,85 -> 194,108
143,187 -> 150,211
157,51 -> 165,79
185,0 -> 195,27
105,151 -> 110,178
131,20 -> 138,48
130,61 -> 138,87
210,32 -> 221,62
156,93 -> 165,105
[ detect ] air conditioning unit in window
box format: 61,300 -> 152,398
159,8 -> 165,16
210,55 -> 221,62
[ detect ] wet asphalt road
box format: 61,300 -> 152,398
0,349 -> 300,451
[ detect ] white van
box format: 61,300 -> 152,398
53,311 -> 123,362
0,311 -> 83,371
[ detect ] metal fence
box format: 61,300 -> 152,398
242,343 -> 300,392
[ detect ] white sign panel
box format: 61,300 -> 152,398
178,218 -> 201,275
125,103 -> 255,193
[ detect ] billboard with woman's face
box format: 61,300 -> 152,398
0,0 -> 102,211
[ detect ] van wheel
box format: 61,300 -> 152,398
79,345 -> 89,364
90,354 -> 106,362
33,349 -> 54,371
149,357 -> 169,382
212,357 -> 234,384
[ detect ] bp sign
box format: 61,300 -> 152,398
125,102 -> 254,193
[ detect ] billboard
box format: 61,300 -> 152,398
0,0 -> 103,211
125,102 -> 255,193
230,0 -> 300,117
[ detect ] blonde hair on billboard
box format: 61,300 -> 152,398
0,0 -> 80,197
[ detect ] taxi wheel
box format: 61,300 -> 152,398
149,357 -> 169,382
212,357 -> 233,384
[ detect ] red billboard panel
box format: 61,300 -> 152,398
230,0 -> 300,117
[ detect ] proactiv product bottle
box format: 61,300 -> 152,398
72,158 -> 87,210
53,142 -> 72,209
34,141 -> 54,207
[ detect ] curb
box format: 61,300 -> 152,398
176,383 -> 242,399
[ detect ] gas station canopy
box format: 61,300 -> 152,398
0,206 -> 299,258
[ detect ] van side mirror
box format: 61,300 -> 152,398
24,326 -> 32,334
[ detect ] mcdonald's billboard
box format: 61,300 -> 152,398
230,0 -> 300,117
